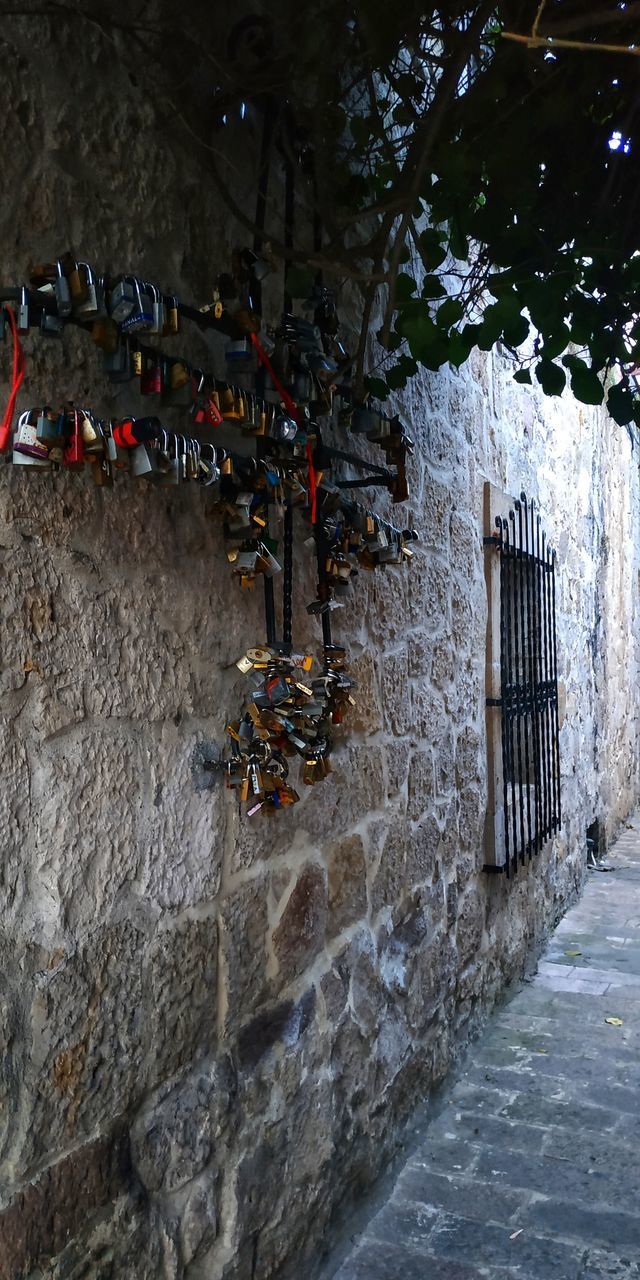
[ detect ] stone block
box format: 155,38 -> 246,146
327,834 -> 367,938
272,864 -> 327,984
219,875 -> 269,1032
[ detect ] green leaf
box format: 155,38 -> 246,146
607,380 -> 634,425
447,329 -> 474,368
364,376 -> 390,400
570,362 -> 604,405
395,272 -> 417,301
514,368 -> 532,385
535,359 -> 566,397
386,355 -> 418,390
285,266 -> 316,298
421,275 -> 446,300
437,297 -> 464,329
418,229 -> 447,269
449,220 -> 468,261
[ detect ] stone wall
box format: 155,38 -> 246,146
0,16 -> 639,1280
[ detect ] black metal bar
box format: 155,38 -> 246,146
541,523 -> 553,840
503,518 -> 520,874
540,514 -> 550,844
536,514 -> 550,842
528,497 -> 544,854
497,519 -> 512,876
517,499 -> 533,863
510,508 -> 527,869
522,494 -> 539,859
545,539 -> 558,833
550,548 -> 562,830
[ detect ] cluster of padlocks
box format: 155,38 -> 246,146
0,248 -> 418,814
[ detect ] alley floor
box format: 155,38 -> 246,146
327,818 -> 640,1280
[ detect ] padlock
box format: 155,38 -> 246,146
91,316 -> 119,352
16,287 -> 30,333
225,338 -> 253,374
163,359 -> 191,407
53,259 -> 72,317
140,353 -> 162,395
205,390 -> 223,427
13,409 -> 50,461
221,387 -> 238,421
120,278 -> 154,333
103,339 -> 133,382
271,413 -> 298,443
63,409 -> 85,470
36,406 -> 59,445
75,263 -> 101,320
59,252 -> 87,306
165,294 -> 179,335
91,456 -> 114,488
40,309 -> 64,337
103,421 -> 118,463
109,274 -> 138,323
145,282 -> 165,334
80,409 -> 104,455
130,441 -> 157,478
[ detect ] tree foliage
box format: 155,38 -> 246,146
3,0 -> 640,422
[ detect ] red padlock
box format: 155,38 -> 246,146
205,391 -> 223,427
140,355 -> 163,395
112,418 -> 138,448
63,408 -> 85,471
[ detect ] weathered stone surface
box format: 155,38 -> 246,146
328,835 -> 367,938
0,1123 -> 130,1280
272,864 -> 328,983
0,19 -> 639,1280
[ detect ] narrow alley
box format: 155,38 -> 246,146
328,820 -> 640,1280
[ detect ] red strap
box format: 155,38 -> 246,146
250,331 -> 319,521
250,332 -> 299,423
0,306 -> 25,452
306,439 -> 317,525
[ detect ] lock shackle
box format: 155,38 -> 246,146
78,261 -> 94,285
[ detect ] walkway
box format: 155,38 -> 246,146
328,818 -> 640,1280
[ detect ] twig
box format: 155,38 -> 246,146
502,31 -> 640,57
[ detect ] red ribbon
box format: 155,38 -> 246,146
0,306 -> 25,452
250,331 -> 318,523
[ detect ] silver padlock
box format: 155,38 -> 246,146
40,310 -> 64,337
54,260 -> 72,317
145,282 -> 164,334
130,441 -> 157,478
121,278 -> 153,334
103,421 -> 118,463
16,287 -> 30,333
109,275 -> 137,323
75,263 -> 100,320
13,410 -> 50,465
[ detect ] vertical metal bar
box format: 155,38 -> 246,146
517,499 -> 533,862
509,509 -> 524,870
538,516 -> 551,841
528,497 -> 543,854
550,546 -> 562,830
522,493 -> 538,860
541,524 -> 553,840
498,519 -> 511,876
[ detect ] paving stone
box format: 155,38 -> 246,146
427,1211 -> 582,1279
325,828 -> 640,1280
396,1166 -> 526,1227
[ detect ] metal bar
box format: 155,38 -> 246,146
522,493 -> 539,859
548,543 -> 558,832
550,547 -> 562,830
319,445 -> 394,478
517,499 -> 533,863
498,519 -> 512,876
504,518 -> 520,874
510,509 -> 527,869
529,497 -> 543,854
537,514 -> 551,842
541,523 -> 553,840
334,477 -> 394,491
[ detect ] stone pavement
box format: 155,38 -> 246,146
327,816 -> 640,1280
